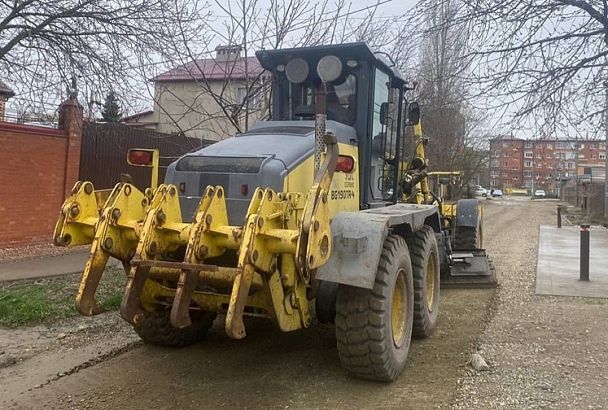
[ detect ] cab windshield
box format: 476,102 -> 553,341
284,74 -> 357,125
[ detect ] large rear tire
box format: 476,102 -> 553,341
335,235 -> 414,382
406,226 -> 440,338
133,309 -> 216,347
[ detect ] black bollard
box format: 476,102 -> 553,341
557,205 -> 562,228
580,224 -> 590,282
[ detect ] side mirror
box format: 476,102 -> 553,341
408,102 -> 420,125
380,102 -> 388,125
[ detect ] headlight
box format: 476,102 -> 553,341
285,58 -> 309,84
317,55 -> 342,83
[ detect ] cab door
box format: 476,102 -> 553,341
367,68 -> 398,208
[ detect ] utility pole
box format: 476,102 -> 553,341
575,134 -> 579,207
604,80 -> 608,216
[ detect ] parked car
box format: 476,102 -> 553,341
534,189 -> 546,197
491,189 -> 503,197
473,186 -> 487,197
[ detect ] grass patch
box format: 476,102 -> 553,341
561,205 -> 608,227
0,268 -> 125,328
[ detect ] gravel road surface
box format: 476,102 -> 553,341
3,197 -> 605,409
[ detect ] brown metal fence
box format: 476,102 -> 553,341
563,182 -> 605,216
80,123 -> 214,191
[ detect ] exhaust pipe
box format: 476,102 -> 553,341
314,85 -> 327,172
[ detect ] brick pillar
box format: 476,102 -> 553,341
58,98 -> 83,197
0,98 -> 5,121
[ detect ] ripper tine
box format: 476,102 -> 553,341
75,238 -> 110,315
170,269 -> 198,328
120,263 -> 151,325
225,263 -> 256,339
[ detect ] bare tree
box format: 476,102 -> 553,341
411,0 -> 608,136
147,0 -> 410,141
0,0 -> 207,116
411,0 -> 490,184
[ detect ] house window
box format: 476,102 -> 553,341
600,153 -> 606,160
524,141 -> 533,148
491,160 -> 500,168
524,161 -> 532,167
503,152 -> 508,157
537,163 -> 542,168
512,176 -> 519,180
600,143 -> 606,150
567,162 -> 574,169
535,172 -> 541,178
579,143 -> 585,149
592,154 -> 597,159
524,171 -> 532,177
546,143 -> 553,150
535,153 -> 542,159
545,153 -> 552,159
503,142 -> 510,148
524,151 -> 533,158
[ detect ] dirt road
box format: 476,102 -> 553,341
2,198 -> 562,409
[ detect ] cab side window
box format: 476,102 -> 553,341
369,69 -> 390,200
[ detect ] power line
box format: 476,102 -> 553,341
132,0 -> 398,71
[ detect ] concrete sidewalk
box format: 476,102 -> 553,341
536,225 -> 608,298
0,250 -> 121,282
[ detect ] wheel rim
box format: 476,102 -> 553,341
426,251 -> 437,311
391,268 -> 408,348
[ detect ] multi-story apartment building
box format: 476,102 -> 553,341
489,137 -> 606,194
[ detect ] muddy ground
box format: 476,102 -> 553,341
2,197 -> 597,409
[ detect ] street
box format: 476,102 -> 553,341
2,197 -> 607,409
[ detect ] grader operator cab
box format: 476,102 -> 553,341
54,42 -> 494,382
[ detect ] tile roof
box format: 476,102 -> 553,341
0,79 -> 15,97
152,56 -> 263,82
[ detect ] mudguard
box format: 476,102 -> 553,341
316,204 -> 440,289
456,198 -> 480,228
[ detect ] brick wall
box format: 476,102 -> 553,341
0,99 -> 82,247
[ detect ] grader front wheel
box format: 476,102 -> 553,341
335,235 -> 414,382
455,220 -> 483,249
133,309 -> 217,347
407,226 -> 440,338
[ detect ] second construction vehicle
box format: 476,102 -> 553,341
54,42 -> 494,382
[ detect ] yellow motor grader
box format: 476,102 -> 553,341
54,42 -> 494,382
